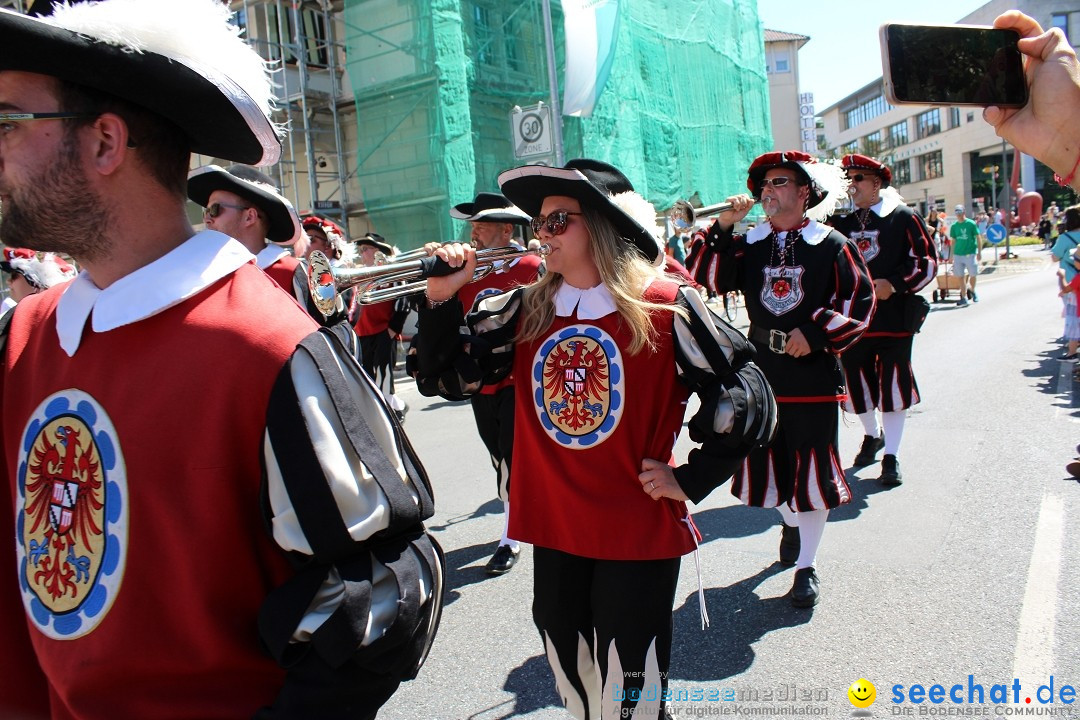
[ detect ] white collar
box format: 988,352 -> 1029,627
869,193 -> 901,217
255,244 -> 289,269
554,281 -> 618,319
55,231 -> 255,357
746,219 -> 831,246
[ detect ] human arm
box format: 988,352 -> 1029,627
684,198 -> 752,295
257,329 -> 443,715
414,283 -> 523,400
885,210 -> 938,294
982,11 -> 1080,190
666,287 -> 777,503
800,236 -> 876,355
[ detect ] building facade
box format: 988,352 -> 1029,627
765,28 -> 814,153
819,0 -> 1080,217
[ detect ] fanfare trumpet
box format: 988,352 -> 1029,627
666,198 -> 758,232
308,243 -> 551,317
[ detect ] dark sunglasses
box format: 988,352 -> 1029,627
760,177 -> 792,188
847,173 -> 866,182
531,210 -> 583,237
204,202 -> 252,218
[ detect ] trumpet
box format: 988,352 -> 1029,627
308,243 -> 551,316
666,198 -> 758,232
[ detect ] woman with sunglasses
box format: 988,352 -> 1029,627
416,159 -> 774,720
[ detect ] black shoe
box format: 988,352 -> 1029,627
1068,461 -> 1080,479
853,433 -> 884,466
880,454 -> 903,486
485,545 -> 519,575
790,567 -> 819,608
779,523 -> 800,567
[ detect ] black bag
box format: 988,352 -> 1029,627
902,293 -> 931,333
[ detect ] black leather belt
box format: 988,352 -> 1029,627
749,326 -> 788,354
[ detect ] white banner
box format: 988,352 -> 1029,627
561,0 -> 621,118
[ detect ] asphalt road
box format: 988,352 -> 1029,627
377,248 -> 1079,720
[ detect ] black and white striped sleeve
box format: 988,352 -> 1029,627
414,288 -> 523,400
258,329 -> 444,712
671,287 -> 777,504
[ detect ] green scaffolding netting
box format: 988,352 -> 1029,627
343,0 -> 771,251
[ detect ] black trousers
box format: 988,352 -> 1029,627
532,546 -> 681,720
358,331 -> 397,401
469,385 -> 516,501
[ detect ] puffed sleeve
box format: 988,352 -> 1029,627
684,219 -> 742,295
803,234 -> 876,355
888,210 -> 938,294
414,288 -> 524,400
257,329 -> 444,716
670,287 -> 777,504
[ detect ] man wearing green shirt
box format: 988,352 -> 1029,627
949,204 -> 982,306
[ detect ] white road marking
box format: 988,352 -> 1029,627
1011,491 -> 1065,698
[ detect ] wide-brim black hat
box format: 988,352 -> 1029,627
356,233 -> 393,256
450,192 -> 531,225
188,165 -> 300,244
498,158 -> 660,263
0,0 -> 280,166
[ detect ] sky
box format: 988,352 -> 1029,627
756,0 -> 993,111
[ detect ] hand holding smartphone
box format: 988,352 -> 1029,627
880,23 -> 1028,107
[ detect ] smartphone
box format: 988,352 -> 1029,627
880,23 -> 1028,107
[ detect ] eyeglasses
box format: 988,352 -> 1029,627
531,210 -> 583,237
847,174 -> 866,182
204,202 -> 252,218
0,111 -> 97,134
760,177 -> 793,188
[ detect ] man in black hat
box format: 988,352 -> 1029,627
188,163 -> 303,293
832,154 -> 937,486
0,1 -> 442,717
352,232 -> 411,421
448,192 -> 540,574
688,151 -> 875,608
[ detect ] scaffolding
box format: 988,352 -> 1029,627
226,0 -> 357,235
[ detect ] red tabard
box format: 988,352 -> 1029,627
1,264 -> 318,719
353,296 -> 396,337
459,254 -> 541,395
263,253 -> 300,293
507,280 -> 696,560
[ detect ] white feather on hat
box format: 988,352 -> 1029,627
611,191 -> 665,267
46,0 -> 280,131
805,160 -> 851,223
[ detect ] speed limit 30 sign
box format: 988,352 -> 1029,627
510,104 -> 553,158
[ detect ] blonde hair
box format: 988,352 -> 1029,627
517,206 -> 685,354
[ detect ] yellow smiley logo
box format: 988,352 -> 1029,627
848,678 -> 876,708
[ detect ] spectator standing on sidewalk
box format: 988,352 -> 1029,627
1051,206 -> 1080,359
950,205 -> 981,306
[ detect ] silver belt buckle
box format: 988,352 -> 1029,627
768,329 -> 788,354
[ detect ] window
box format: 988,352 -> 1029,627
842,140 -> 859,155
888,120 -> 909,148
950,107 -> 960,129
918,150 -> 943,180
1052,13 -> 1069,42
841,93 -> 891,130
916,108 -> 941,139
893,159 -> 911,185
474,5 -> 493,66
863,130 -> 884,156
967,111 -> 975,123
262,5 -> 330,67
775,56 -> 790,73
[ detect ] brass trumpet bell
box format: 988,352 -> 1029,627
307,243 -> 550,317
